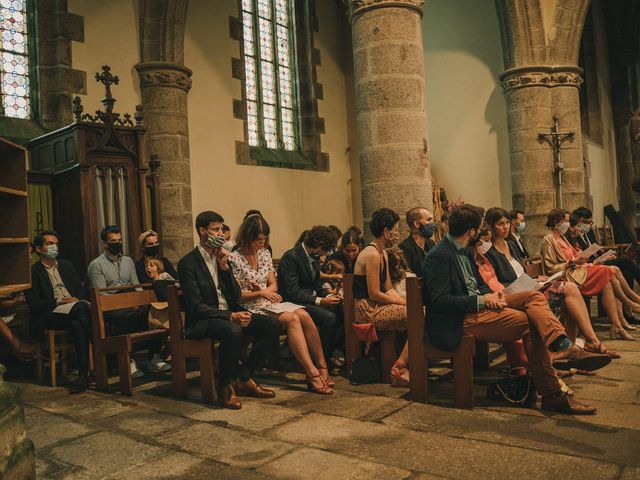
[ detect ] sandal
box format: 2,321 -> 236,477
584,341 -> 621,359
390,362 -> 410,388
306,375 -> 333,395
318,367 -> 335,388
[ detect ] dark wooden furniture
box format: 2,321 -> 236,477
89,284 -> 167,396
523,256 -> 543,278
166,284 -> 217,404
406,277 -> 476,409
27,66 -> 161,275
342,274 -> 397,383
0,137 -> 30,297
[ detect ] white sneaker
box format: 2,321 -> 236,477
147,354 -> 171,373
130,359 -> 145,378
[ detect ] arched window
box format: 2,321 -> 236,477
0,0 -> 32,119
241,0 -> 299,151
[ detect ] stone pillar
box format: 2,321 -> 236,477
135,62 -> 193,263
350,0 -> 431,233
0,365 -> 35,479
500,66 -> 586,251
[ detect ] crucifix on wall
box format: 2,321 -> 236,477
538,115 -> 575,209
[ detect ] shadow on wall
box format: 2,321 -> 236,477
423,0 -> 511,208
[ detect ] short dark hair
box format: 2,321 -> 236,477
33,230 -> 59,252
235,214 -> 270,251
100,225 -> 121,242
448,205 -> 483,236
569,213 -> 581,227
508,209 -> 524,221
222,224 -> 230,233
406,207 -> 427,228
340,230 -> 361,250
295,229 -> 310,246
327,225 -> 342,240
572,207 -> 592,220
195,211 -> 225,232
244,209 -> 262,220
485,207 -> 510,230
545,209 -> 568,229
304,226 -> 338,251
369,208 -> 400,237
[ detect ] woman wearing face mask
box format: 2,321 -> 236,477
542,209 -> 636,340
484,208 -> 620,357
352,208 -> 410,386
135,230 -> 179,284
328,230 -> 361,275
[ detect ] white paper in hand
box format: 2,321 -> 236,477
53,300 -> 91,315
593,250 -> 616,264
578,243 -> 601,259
503,274 -> 538,295
536,271 -> 564,290
265,302 -> 304,314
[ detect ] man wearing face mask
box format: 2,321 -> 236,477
178,211 -> 280,409
508,210 -> 529,259
399,207 -> 436,276
135,230 -> 179,284
26,230 -> 91,393
88,225 -> 170,376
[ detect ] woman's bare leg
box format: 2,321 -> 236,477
563,282 -> 597,344
599,283 -> 624,329
610,277 -> 640,312
279,312 -> 320,380
610,266 -> 640,304
296,309 -> 332,385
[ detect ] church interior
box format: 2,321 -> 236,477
1,0 -> 640,479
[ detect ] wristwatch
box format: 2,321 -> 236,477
568,260 -> 576,270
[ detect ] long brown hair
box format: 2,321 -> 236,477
484,207 -> 512,241
235,214 -> 271,252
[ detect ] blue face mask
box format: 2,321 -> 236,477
42,243 -> 59,260
419,222 -> 436,239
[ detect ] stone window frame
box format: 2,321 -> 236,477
230,0 -> 328,171
578,9 -> 603,145
0,0 -> 86,146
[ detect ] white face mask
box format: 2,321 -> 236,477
479,241 -> 492,254
557,222 -> 570,235
579,223 -> 591,235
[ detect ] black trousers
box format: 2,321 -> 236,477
187,313 -> 280,386
104,307 -> 161,358
45,302 -> 91,376
301,304 -> 339,362
604,256 -> 640,288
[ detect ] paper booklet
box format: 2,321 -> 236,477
593,250 -> 616,264
502,271 -> 564,295
52,299 -> 91,315
264,302 -> 305,314
577,243 -> 602,259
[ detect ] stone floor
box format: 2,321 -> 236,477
10,324 -> 640,480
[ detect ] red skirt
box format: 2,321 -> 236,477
579,265 -> 614,296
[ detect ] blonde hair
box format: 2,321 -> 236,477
145,257 -> 164,273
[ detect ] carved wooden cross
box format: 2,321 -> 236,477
538,115 -> 575,208
95,65 -> 119,114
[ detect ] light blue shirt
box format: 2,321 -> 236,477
87,252 -> 139,289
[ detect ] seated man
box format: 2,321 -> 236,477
26,230 -> 91,393
88,225 -> 170,377
508,209 -> 529,259
278,226 -> 340,364
135,229 -> 179,284
423,205 -> 605,414
399,206 -> 436,276
178,211 -> 280,409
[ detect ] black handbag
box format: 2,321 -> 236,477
349,343 -> 381,385
487,372 -> 537,406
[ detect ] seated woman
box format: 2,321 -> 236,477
135,230 -> 179,284
386,247 -> 416,300
353,208 -> 409,385
229,214 -> 333,394
541,209 -> 637,341
328,230 -> 362,275
481,209 -> 618,358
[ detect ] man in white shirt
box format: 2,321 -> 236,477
509,209 -> 529,259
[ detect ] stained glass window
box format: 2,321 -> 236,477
242,0 -> 298,151
0,0 -> 31,119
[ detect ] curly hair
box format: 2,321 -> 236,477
305,226 -> 338,251
369,208 -> 400,237
545,209 -> 568,229
386,247 -> 409,284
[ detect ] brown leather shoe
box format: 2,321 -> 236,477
235,378 -> 276,398
218,384 -> 242,409
552,346 -> 611,372
541,391 -> 596,415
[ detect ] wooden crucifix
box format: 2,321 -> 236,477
538,114 -> 575,209
95,65 -> 119,115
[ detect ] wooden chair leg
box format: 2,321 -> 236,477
200,354 -> 216,405
172,356 -> 188,398
48,332 -> 57,388
474,340 -> 490,371
117,350 -> 133,396
35,344 -> 44,383
379,335 -> 396,384
453,354 -> 474,409
93,345 -> 109,392
60,333 -> 68,379
88,343 -> 94,374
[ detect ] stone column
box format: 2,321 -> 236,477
500,66 -> 586,251
350,0 -> 431,233
135,62 -> 193,263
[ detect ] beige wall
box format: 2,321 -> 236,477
583,1 -> 618,226
185,0 -> 355,256
68,0 -> 141,117
422,0 -> 511,212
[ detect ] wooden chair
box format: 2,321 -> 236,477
36,330 -> 94,387
523,256 -> 543,278
406,277 -> 475,409
342,274 -> 397,383
166,284 -> 217,404
90,284 -> 168,396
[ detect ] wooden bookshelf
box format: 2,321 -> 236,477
0,136 -> 30,295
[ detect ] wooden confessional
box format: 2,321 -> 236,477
27,66 -> 162,275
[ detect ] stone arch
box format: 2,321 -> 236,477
139,0 -> 189,64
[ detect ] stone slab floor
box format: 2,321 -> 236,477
11,323 -> 640,480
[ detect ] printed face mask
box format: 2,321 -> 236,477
205,234 -> 225,249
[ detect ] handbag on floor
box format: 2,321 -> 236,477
487,370 -> 537,406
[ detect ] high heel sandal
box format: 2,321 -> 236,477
318,367 -> 335,387
583,341 -> 621,359
306,375 -> 333,395
622,323 -> 638,331
390,362 -> 410,388
610,327 -> 636,341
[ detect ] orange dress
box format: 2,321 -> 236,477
477,257 -> 504,293
557,236 -> 613,296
